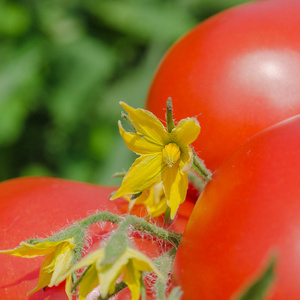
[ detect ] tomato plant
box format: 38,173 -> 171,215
146,0 -> 300,171
0,177 -> 194,300
174,115 -> 300,299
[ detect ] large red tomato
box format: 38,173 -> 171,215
174,115 -> 300,299
0,177 -> 193,300
146,0 -> 300,171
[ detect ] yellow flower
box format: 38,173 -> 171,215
0,238 -> 75,299
129,183 -> 168,218
67,247 -> 163,300
111,102 -> 200,219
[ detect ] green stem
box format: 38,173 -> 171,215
166,98 -> 175,133
101,215 -> 182,266
125,215 -> 182,247
155,248 -> 177,300
79,211 -> 123,229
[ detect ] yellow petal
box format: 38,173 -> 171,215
128,248 -> 163,280
65,274 -> 72,300
97,253 -> 129,297
171,117 -> 200,146
0,239 -> 75,258
0,241 -> 61,257
69,248 -> 105,274
28,252 -> 55,294
119,121 -> 163,155
111,154 -> 166,199
123,260 -> 141,300
120,102 -> 169,146
144,184 -> 168,217
179,145 -> 194,172
147,197 -> 168,218
162,166 -> 188,219
49,243 -> 74,286
78,265 -> 99,300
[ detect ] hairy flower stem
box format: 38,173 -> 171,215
102,214 -> 182,266
27,224 -> 87,265
78,212 -> 182,247
166,97 -> 175,133
78,211 -> 123,228
192,150 -> 212,182
125,215 -> 182,247
155,248 -> 177,300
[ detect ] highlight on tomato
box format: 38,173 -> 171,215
173,115 -> 300,299
0,177 -> 194,299
146,0 -> 300,172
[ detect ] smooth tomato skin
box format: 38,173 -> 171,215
0,177 -> 194,300
174,115 -> 300,299
146,0 -> 300,171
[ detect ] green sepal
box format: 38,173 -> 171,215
101,234 -> 129,266
167,286 -> 183,300
130,191 -> 142,201
234,255 -> 277,300
140,275 -> 147,300
164,206 -> 171,224
121,111 -> 137,132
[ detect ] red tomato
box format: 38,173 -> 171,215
174,115 -> 300,299
146,0 -> 300,171
0,177 -> 193,300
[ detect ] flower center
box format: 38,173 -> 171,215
162,143 -> 181,167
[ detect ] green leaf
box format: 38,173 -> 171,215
234,255 -> 277,300
0,2 -> 31,36
49,37 -> 117,131
85,0 -> 197,43
0,41 -> 42,145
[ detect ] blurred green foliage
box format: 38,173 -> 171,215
0,0 -> 251,185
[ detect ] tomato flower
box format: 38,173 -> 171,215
111,102 -> 200,219
0,238 -> 75,299
65,247 -> 163,300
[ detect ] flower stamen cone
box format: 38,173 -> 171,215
162,143 -> 181,167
